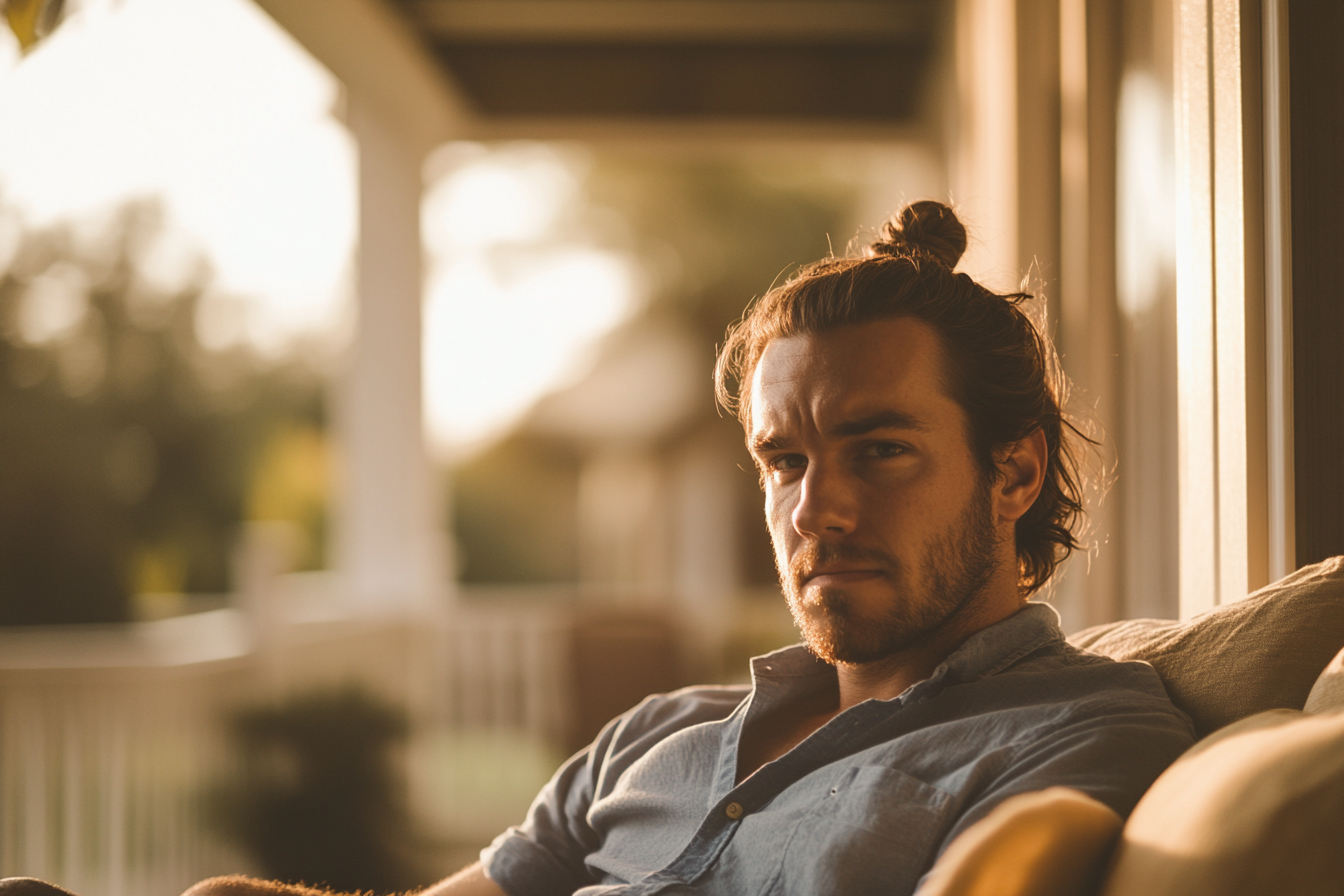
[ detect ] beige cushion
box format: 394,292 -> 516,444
1100,708 -> 1344,896
1304,644 -> 1344,714
1068,555 -> 1344,735
918,787 -> 1122,896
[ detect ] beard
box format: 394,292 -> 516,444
779,475 -> 1001,665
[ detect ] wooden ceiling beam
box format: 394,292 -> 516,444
405,0 -> 933,43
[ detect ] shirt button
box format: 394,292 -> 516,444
725,801 -> 744,820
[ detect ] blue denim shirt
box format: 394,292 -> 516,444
482,603 -> 1194,896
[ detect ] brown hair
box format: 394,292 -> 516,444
714,200 -> 1089,594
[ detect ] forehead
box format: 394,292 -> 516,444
749,318 -> 957,433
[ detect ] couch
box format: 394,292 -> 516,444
918,555 -> 1344,896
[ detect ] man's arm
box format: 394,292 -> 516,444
178,866 -> 506,896
418,863 -> 505,896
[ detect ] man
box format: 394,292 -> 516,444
1,202 -> 1194,896
369,201 -> 1193,894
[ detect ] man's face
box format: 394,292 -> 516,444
748,317 -> 1008,665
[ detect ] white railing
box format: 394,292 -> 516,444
0,611 -> 258,896
0,591 -> 579,896
440,589 -> 574,744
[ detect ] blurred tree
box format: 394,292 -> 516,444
0,200 -> 327,624
215,687 -> 427,894
245,420 -> 331,573
453,434 -> 582,583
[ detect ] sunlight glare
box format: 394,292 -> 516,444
423,148 -> 578,251
1117,71 -> 1176,318
194,289 -> 251,353
422,146 -> 639,458
0,0 -> 356,353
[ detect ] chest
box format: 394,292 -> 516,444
581,724 -> 994,896
734,705 -> 840,784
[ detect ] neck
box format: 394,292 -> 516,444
832,581 -> 1025,710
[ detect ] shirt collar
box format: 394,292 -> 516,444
748,601 -> 1065,695
938,601 -> 1064,682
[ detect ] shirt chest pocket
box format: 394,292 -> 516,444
773,765 -> 953,896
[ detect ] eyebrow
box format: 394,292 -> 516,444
750,409 -> 931,455
830,410 -> 931,437
750,433 -> 787,454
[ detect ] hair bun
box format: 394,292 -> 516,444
871,200 -> 967,268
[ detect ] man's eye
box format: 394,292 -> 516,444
863,443 -> 907,458
769,454 -> 807,472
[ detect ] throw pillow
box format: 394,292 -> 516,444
1100,708 -> 1344,896
1304,644 -> 1344,714
1068,555 -> 1344,735
918,787 -> 1122,896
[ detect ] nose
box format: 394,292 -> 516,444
790,463 -> 859,539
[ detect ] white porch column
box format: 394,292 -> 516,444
252,0 -> 469,615
336,97 -> 442,614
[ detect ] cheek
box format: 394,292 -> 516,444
763,485 -> 797,547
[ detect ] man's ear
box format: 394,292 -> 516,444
994,428 -> 1048,523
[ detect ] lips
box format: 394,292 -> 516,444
787,541 -> 900,597
804,568 -> 886,588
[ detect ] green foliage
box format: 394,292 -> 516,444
0,201 -> 326,624
214,686 -> 425,894
453,434 -> 582,583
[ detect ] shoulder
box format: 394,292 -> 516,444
941,636 -> 1197,746
947,603 -> 1183,716
1013,639 -> 1190,716
938,642 -> 1197,822
983,641 -> 1198,783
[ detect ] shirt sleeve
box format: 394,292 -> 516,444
478,685 -> 749,896
480,716 -> 620,896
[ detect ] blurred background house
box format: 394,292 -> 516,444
0,0 -> 1338,893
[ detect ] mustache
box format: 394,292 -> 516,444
787,540 -> 901,588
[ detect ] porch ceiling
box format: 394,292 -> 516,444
389,0 -> 943,122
